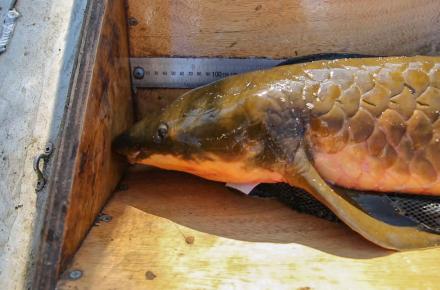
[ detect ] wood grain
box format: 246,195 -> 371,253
33,0 -> 132,288
58,170 -> 440,290
127,0 -> 440,58
133,89 -> 187,120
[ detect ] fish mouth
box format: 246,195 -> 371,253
112,131 -> 146,163
113,131 -> 134,155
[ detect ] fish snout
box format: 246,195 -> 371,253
112,131 -> 142,162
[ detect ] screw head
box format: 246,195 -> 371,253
100,214 -> 112,223
128,17 -> 139,26
36,180 -> 44,191
68,269 -> 82,280
44,144 -> 53,154
133,67 -> 145,79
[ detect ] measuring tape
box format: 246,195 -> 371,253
130,57 -> 285,88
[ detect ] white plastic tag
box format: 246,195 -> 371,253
225,183 -> 259,195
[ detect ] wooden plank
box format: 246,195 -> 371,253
127,0 -> 440,58
33,0 -> 133,288
58,170 -> 440,289
133,89 -> 187,120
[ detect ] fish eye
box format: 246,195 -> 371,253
157,122 -> 168,141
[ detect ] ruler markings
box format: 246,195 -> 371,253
130,57 -> 285,88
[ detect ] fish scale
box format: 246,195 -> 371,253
292,57 -> 440,195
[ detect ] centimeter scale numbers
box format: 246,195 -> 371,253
142,69 -> 235,78
130,57 -> 285,88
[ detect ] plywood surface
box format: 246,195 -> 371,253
60,0 -> 133,268
133,89 -> 187,120
34,0 -> 132,288
58,170 -> 440,289
127,0 -> 440,58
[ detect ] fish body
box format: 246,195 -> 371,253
114,55 -> 440,250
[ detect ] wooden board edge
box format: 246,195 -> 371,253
31,0 -> 132,288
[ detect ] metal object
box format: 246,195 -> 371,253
67,269 -> 82,280
127,17 -> 138,26
33,143 -> 54,191
133,66 -> 145,79
130,57 -> 285,88
97,213 -> 112,223
0,8 -> 20,55
9,0 -> 18,10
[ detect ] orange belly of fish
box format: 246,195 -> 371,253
139,154 -> 285,184
313,143 -> 440,195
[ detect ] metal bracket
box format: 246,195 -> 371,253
0,8 -> 20,55
33,143 -> 54,192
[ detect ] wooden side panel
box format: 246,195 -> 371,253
61,0 -> 133,267
33,0 -> 133,288
127,0 -> 440,58
133,89 -> 186,120
58,171 -> 440,289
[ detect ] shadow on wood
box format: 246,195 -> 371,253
58,170 -> 440,289
116,170 -> 390,259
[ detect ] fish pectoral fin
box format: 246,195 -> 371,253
330,186 -> 440,235
286,148 -> 440,250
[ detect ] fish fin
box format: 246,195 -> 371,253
276,53 -> 377,67
334,187 -> 440,234
286,148 -> 440,250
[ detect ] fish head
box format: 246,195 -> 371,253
113,81 -> 265,180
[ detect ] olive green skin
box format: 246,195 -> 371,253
114,68 -> 306,173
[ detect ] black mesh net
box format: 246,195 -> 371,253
248,183 -> 440,232
249,183 -> 339,222
387,195 -> 440,234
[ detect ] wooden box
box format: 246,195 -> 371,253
33,1 -> 440,289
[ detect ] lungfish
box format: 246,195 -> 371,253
114,55 -> 440,250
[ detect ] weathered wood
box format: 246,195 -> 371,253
127,0 -> 440,58
133,89 -> 187,120
33,0 -> 132,288
131,0 -> 440,122
58,170 -> 440,290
